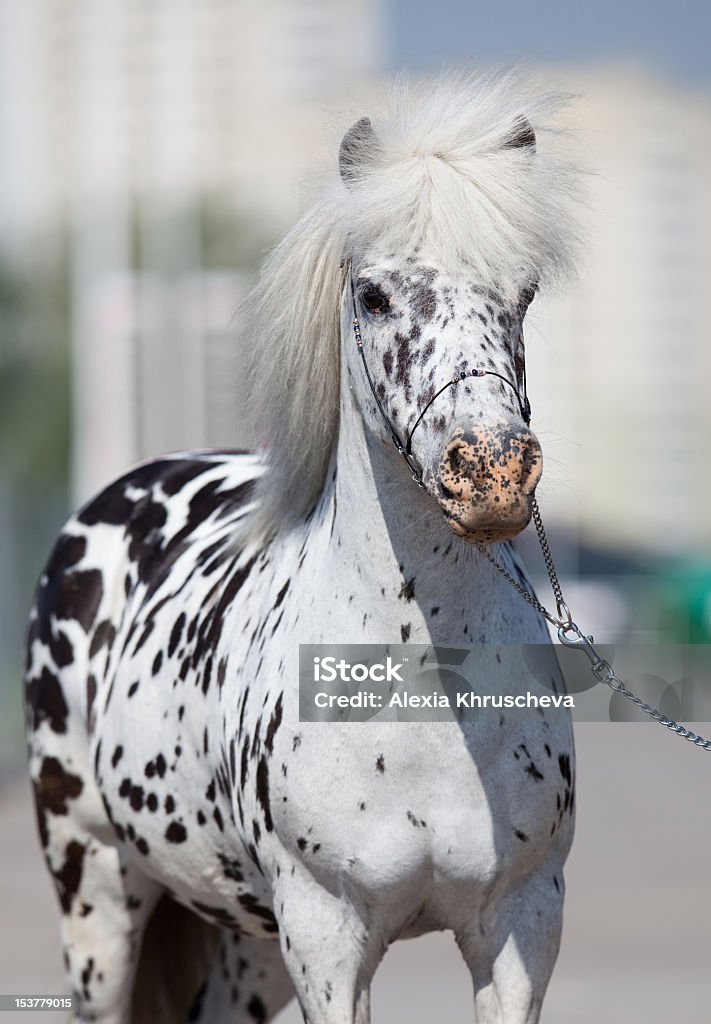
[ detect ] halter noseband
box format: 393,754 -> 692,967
348,264 -> 532,486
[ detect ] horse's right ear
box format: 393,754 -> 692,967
503,116 -> 536,152
339,117 -> 380,185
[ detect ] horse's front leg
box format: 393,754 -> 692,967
274,871 -> 384,1024
455,868 -> 566,1024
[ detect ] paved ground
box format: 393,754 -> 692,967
2,724 -> 709,1023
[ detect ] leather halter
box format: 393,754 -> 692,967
348,264 -> 532,485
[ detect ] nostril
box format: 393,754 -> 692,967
447,444 -> 466,474
519,437 -> 542,492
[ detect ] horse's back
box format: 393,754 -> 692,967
27,450 -> 260,695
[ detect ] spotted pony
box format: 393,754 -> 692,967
26,71 -> 579,1024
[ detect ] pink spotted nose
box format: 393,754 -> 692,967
435,425 -> 543,544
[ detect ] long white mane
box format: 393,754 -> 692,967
242,68 -> 580,538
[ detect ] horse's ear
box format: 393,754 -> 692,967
503,116 -> 536,152
339,117 -> 380,184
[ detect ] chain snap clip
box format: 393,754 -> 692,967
556,622 -> 618,687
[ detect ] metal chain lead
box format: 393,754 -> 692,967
479,501 -> 711,752
530,500 -> 571,626
476,544 -> 553,623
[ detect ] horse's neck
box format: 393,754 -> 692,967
315,384 -> 544,644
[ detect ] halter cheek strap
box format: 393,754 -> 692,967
348,265 -> 532,486
349,269 -> 424,483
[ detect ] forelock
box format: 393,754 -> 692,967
341,68 -> 581,288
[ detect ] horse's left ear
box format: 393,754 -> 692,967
503,117 -> 536,152
339,117 -> 380,185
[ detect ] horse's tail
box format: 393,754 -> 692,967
132,895 -> 220,1023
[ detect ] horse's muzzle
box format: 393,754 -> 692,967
433,424 -> 543,544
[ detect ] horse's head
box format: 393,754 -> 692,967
340,116 -> 546,545
343,256 -> 540,544
246,74 -> 577,542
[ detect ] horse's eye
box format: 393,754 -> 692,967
360,284 -> 389,315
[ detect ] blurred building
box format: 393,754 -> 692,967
0,0 -> 383,241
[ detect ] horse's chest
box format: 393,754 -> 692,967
262,717 -> 571,907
